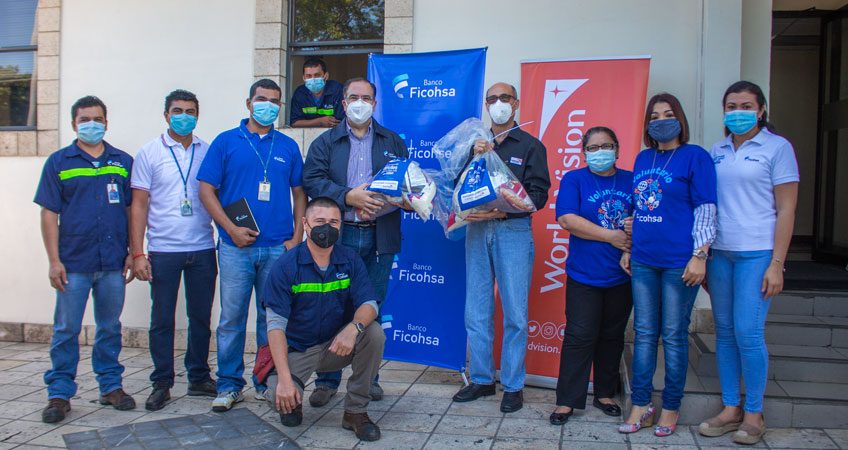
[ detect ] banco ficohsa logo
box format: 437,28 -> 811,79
392,73 -> 456,99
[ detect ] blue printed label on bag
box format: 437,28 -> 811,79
457,158 -> 496,210
368,158 -> 412,197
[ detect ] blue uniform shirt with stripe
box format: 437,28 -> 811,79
196,119 -> 303,247
34,141 -> 133,273
262,242 -> 378,352
289,80 -> 345,125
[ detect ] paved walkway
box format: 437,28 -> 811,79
0,341 -> 845,449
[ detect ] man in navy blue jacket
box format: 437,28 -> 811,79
262,197 -> 385,442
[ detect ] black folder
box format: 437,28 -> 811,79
223,198 -> 260,233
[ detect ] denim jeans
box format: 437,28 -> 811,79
149,249 -> 217,387
216,240 -> 285,393
708,249 -> 773,413
630,260 -> 699,410
465,217 -> 534,392
45,271 -> 126,400
315,224 -> 394,390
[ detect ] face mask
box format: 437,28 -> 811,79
252,101 -> 280,127
346,99 -> 373,125
305,77 -> 326,94
488,100 -> 513,125
585,149 -> 617,173
647,118 -> 681,144
76,121 -> 106,145
169,113 -> 197,136
724,110 -> 758,135
309,223 -> 340,249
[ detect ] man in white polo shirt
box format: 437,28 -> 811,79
130,89 -> 218,411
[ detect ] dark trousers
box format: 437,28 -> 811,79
149,249 -> 217,387
555,278 -> 632,408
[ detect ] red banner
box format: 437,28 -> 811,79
494,57 -> 650,387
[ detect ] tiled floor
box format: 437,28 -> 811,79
0,341 -> 845,449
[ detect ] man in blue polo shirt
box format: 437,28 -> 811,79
35,95 -> 137,424
289,58 -> 344,128
263,197 -> 385,442
197,78 -> 307,412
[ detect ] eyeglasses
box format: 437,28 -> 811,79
346,95 -> 374,103
485,94 -> 515,105
585,143 -> 617,152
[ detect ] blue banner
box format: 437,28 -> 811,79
368,48 -> 487,370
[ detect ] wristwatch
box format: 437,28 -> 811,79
352,322 -> 365,334
692,249 -> 708,261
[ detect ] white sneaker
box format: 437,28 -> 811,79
211,391 -> 243,412
254,389 -> 266,401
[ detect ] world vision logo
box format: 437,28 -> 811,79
539,79 -> 588,140
393,74 -> 410,98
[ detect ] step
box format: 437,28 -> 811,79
770,290 -> 848,317
690,333 -> 848,383
622,344 -> 848,428
765,314 -> 848,347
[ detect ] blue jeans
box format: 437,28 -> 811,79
216,241 -> 285,393
149,249 -> 217,387
315,224 -> 394,390
708,249 -> 773,413
465,217 -> 534,392
630,260 -> 699,410
45,271 -> 126,400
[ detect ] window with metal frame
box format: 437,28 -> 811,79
0,0 -> 38,130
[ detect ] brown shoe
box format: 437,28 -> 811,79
42,398 -> 71,423
342,411 -> 381,441
99,388 -> 136,410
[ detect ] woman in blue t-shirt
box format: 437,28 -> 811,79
549,127 -> 633,426
619,93 -> 717,437
697,81 -> 798,445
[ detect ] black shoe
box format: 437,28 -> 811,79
145,387 -> 171,411
452,383 -> 496,402
549,409 -> 573,425
42,398 -> 71,423
592,397 -> 622,417
279,404 -> 303,427
500,390 -> 523,413
187,379 -> 218,397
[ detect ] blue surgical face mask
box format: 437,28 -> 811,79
76,121 -> 106,145
305,77 -> 326,94
169,113 -> 197,136
647,118 -> 681,144
585,149 -> 617,173
252,101 -> 280,127
724,110 -> 758,135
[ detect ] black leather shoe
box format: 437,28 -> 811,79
452,383 -> 496,402
549,409 -> 573,425
187,379 -> 218,397
500,390 -> 523,413
145,386 -> 170,411
592,397 -> 622,417
279,404 -> 303,427
42,398 -> 70,423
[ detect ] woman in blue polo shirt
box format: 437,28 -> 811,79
549,127 -> 633,426
698,81 -> 798,445
619,93 -> 717,437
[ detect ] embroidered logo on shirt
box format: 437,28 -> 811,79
509,157 -> 523,166
273,156 -> 286,163
713,155 -> 725,164
335,272 -> 349,280
744,156 -> 761,162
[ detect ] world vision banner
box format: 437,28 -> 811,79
494,56 -> 650,387
368,48 -> 487,371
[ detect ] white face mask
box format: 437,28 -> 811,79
346,99 -> 373,125
488,100 -> 513,125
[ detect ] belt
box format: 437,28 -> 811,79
343,220 -> 376,228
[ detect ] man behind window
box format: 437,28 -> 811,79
289,58 -> 345,128
263,197 -> 385,442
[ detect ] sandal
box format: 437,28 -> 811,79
618,404 -> 655,434
593,397 -> 622,417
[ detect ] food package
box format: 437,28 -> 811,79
364,158 -> 436,221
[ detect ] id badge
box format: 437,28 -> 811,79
107,183 -> 120,204
258,181 -> 271,202
180,198 -> 193,216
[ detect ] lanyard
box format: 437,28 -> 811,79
161,134 -> 196,199
591,170 -> 618,208
240,129 -> 275,182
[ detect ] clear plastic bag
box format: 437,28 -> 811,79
360,158 -> 437,221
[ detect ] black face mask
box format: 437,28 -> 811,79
309,223 -> 340,249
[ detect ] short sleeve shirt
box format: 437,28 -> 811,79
196,119 -> 303,247
710,129 -> 800,251
34,141 -> 133,273
555,167 -> 633,288
131,132 -> 214,252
